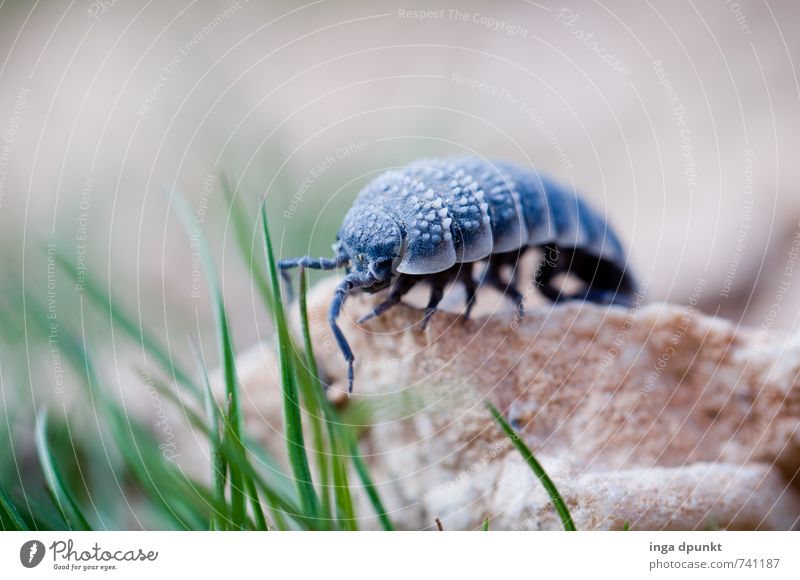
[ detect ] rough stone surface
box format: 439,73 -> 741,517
238,276 -> 800,530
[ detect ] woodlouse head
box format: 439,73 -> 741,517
339,206 -> 401,292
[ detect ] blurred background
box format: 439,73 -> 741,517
1,0 -> 799,528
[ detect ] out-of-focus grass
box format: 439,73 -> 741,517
0,482 -> 28,530
0,174 -> 573,532
0,180 -> 392,531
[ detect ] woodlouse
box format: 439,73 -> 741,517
279,157 -> 636,392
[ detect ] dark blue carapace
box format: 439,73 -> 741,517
279,157 -> 636,392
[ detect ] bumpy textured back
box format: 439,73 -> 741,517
344,157 -> 623,275
402,160 -> 493,262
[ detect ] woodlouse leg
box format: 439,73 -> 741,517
533,244 -> 567,302
457,266 -> 478,321
357,274 -> 418,324
278,254 -> 348,299
502,247 -> 526,287
485,260 -> 525,318
278,256 -> 343,270
566,248 -> 636,305
420,274 -> 448,330
329,271 -> 376,393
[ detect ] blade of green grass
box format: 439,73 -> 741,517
15,494 -> 67,531
297,266 -> 394,530
348,436 -> 393,531
482,517 -> 490,531
0,483 -> 28,530
216,436 -> 309,529
35,410 -> 92,531
260,203 -> 319,520
245,477 -> 269,530
220,177 -> 301,530
221,395 -> 246,530
212,300 -> 247,530
329,436 -> 356,529
297,268 -> 333,525
149,373 -> 298,515
169,188 -> 250,530
141,369 -> 307,529
191,340 -> 229,531
100,398 -> 233,530
487,402 -> 576,531
220,174 -> 274,312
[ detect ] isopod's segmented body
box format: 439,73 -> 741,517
280,157 -> 636,392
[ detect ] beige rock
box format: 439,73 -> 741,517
239,276 -> 800,530
231,279 -> 800,530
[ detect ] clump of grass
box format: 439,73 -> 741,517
260,204 -> 319,520
487,402 -> 576,531
296,266 -> 394,530
0,483 -> 27,530
34,410 -> 92,531
0,176 -> 573,533
0,181 -> 395,531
